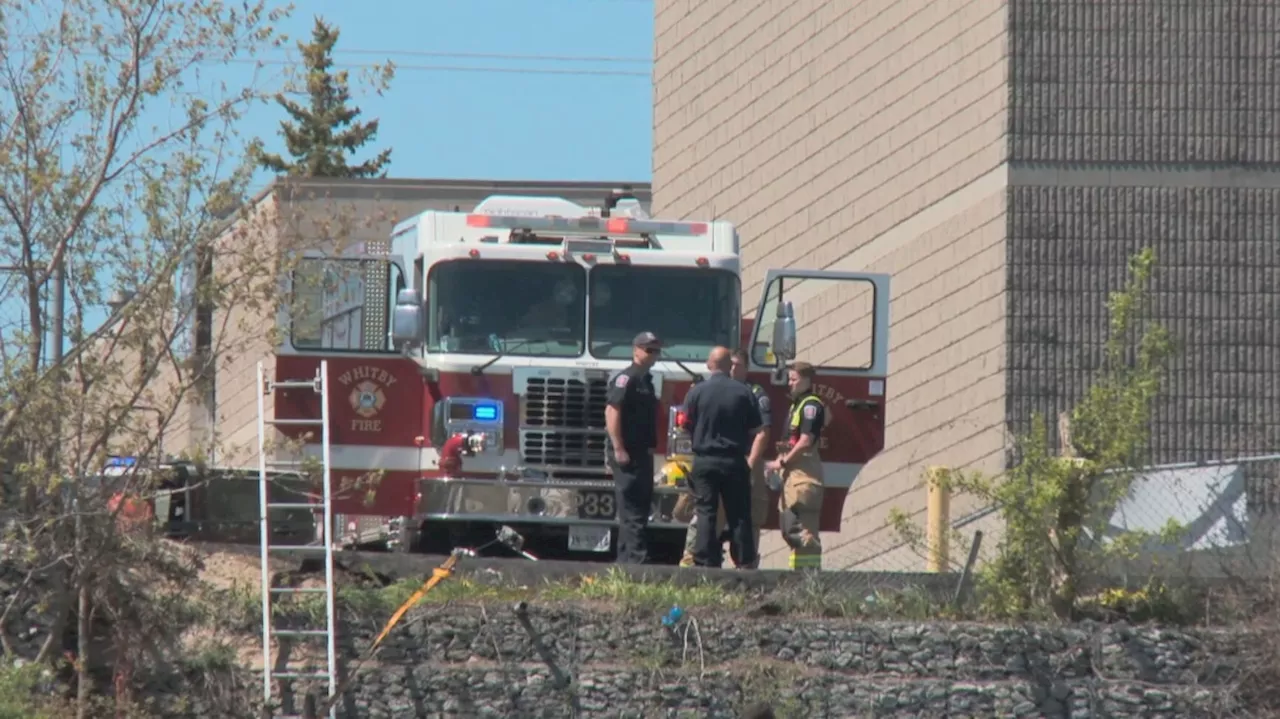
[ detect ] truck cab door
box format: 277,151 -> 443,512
278,251 -> 409,357
747,269 -> 891,533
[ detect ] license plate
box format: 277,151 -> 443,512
568,525 -> 612,553
576,489 -> 617,520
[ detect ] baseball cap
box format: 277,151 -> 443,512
632,331 -> 662,348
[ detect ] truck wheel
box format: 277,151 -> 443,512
417,523 -> 454,557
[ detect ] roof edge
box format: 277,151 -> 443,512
266,175 -> 650,195
222,175 -> 654,221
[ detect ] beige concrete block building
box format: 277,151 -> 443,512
654,0 -> 1009,570
652,0 -> 1280,570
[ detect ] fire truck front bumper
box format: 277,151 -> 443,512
414,475 -> 691,530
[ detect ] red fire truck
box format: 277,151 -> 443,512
263,189 -> 890,564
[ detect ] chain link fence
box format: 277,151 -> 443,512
799,454 -> 1280,586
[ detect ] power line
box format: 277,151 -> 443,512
227,58 -> 649,78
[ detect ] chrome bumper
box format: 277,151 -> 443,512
415,476 -> 692,530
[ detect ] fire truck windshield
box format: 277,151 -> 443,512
588,265 -> 740,361
427,259 -> 586,357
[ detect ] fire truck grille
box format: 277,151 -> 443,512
521,377 -> 608,429
520,376 -> 609,468
520,430 -> 608,469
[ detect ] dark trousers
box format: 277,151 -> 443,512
611,451 -> 654,564
690,455 -> 755,568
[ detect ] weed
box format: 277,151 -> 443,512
541,567 -> 747,612
207,565 -> 753,631
735,660 -> 808,719
0,661 -> 59,719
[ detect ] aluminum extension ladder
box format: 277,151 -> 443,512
256,360 -> 338,718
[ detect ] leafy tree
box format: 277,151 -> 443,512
0,0 -> 372,715
888,247 -> 1177,619
255,17 -> 394,178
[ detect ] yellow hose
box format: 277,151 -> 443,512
317,552 -> 460,715
371,554 -> 459,648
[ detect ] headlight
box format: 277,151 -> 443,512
436,397 -> 505,454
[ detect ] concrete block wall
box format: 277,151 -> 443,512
655,0 -> 1280,571
206,195 -> 281,465
1006,0 -> 1280,464
1008,0 -> 1280,166
207,189 -> 418,465
653,0 -> 1014,570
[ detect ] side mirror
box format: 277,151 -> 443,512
391,288 -> 424,348
771,300 -> 797,364
770,300 -> 797,386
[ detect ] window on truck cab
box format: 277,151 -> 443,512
588,265 -> 740,362
427,259 -> 586,357
290,257 -> 405,352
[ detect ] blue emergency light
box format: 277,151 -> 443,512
472,404 -> 499,422
105,456 -> 139,468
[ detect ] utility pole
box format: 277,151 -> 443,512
0,260 -> 63,476
0,259 -> 66,373
52,256 -> 65,373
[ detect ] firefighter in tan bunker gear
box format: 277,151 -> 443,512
765,362 -> 825,570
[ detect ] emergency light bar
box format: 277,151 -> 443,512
466,213 -> 708,237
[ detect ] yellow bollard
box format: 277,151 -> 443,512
925,466 -> 951,572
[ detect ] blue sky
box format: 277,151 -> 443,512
8,0 -> 656,365
243,0 -> 655,188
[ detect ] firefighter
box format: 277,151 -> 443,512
731,347 -> 772,568
765,361 -> 825,570
677,494 -> 715,566
678,348 -> 771,568
680,346 -> 763,569
605,331 -> 662,564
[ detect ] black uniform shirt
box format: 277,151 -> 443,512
606,363 -> 658,453
746,381 -> 772,430
683,372 -> 764,458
